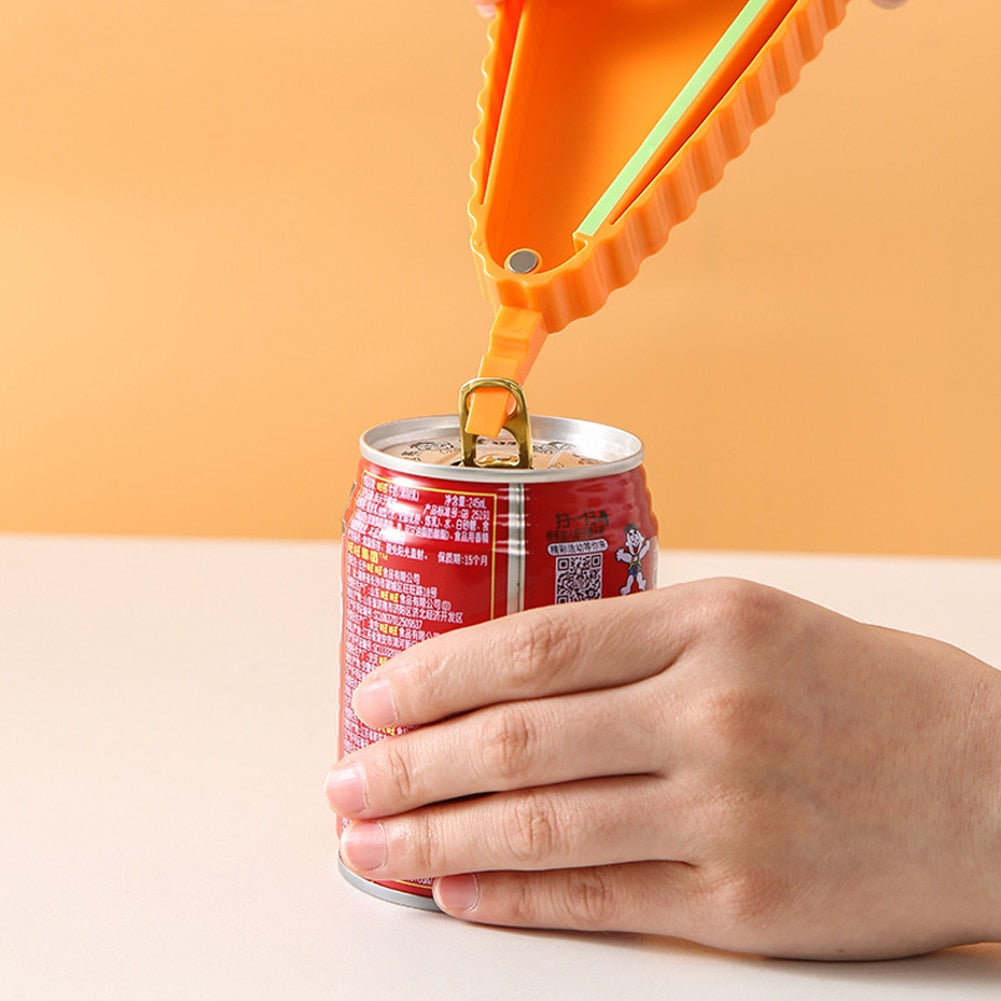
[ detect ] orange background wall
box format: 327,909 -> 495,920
2,1 -> 999,555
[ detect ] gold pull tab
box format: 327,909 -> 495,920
458,378 -> 532,469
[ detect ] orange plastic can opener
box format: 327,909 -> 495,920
465,0 -> 850,436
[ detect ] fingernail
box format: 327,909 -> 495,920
324,762 -> 367,816
434,874 -> 479,914
353,677 -> 397,729
340,822 -> 387,872
475,4 -> 496,18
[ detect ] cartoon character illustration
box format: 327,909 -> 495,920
615,523 -> 650,595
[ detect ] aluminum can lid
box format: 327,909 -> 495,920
360,415 -> 644,484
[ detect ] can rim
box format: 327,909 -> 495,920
337,857 -> 441,911
359,415 -> 645,483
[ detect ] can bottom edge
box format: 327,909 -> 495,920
338,856 -> 442,912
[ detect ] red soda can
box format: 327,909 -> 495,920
337,380 -> 658,907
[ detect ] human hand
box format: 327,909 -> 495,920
325,579 -> 1001,959
470,0 -> 499,18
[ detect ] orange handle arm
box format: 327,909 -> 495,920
464,306 -> 548,437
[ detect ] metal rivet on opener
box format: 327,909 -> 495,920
505,249 -> 540,274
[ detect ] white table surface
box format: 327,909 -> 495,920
2,535 -> 1000,1000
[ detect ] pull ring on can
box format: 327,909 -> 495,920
459,377 -> 532,470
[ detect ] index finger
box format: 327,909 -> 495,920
351,585 -> 694,730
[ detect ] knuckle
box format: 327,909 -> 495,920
479,710 -> 539,786
500,871 -> 545,926
504,606 -> 577,691
711,866 -> 784,928
380,738 -> 420,805
561,868 -> 618,930
699,686 -> 767,753
405,812 -> 441,877
699,577 -> 787,646
410,653 -> 452,716
498,794 -> 564,867
393,630 -> 478,722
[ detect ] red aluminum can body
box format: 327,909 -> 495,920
337,415 -> 658,907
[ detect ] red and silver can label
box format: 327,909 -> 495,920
337,414 -> 658,907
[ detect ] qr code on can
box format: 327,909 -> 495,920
554,553 -> 603,603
